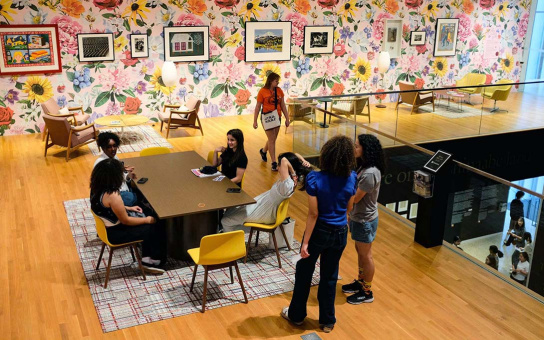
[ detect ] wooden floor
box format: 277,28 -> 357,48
1,112 -> 544,339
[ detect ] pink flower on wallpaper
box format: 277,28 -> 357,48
176,13 -> 205,26
210,26 -> 225,41
285,13 -> 308,46
334,43 -> 346,57
216,63 -> 242,84
372,13 -> 392,41
209,43 -> 221,57
214,0 -> 239,9
234,45 -> 245,61
99,69 -> 130,94
472,53 -> 488,71
479,0 -> 495,9
401,55 -> 420,74
518,13 -> 529,38
512,47 -> 518,55
367,51 -> 375,60
314,57 -> 339,79
317,0 -> 339,9
457,14 -> 472,41
93,0 -> 123,11
120,50 -> 138,67
469,38 -> 478,50
51,16 -> 82,55
405,0 -> 423,9
416,44 -> 427,54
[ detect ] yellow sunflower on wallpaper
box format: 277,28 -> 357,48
339,0 -> 357,21
122,0 -> 150,26
259,63 -> 281,82
239,0 -> 261,21
0,0 -> 17,22
23,76 -> 53,103
495,1 -> 509,18
422,1 -> 438,19
353,58 -> 371,83
432,57 -> 448,77
501,54 -> 514,73
150,67 -> 176,95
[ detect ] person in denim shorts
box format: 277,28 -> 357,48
343,134 -> 385,304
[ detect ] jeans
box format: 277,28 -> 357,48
288,220 -> 348,326
120,190 -> 137,206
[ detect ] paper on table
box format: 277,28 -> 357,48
191,168 -> 222,178
110,120 -> 121,125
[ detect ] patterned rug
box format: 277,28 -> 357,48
416,102 -> 505,119
88,125 -> 172,156
64,198 -> 319,333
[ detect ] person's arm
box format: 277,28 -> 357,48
280,97 -> 290,127
253,101 -> 262,129
353,188 -> 367,204
213,146 -> 225,166
279,156 -> 294,181
105,192 -> 155,226
485,256 -> 491,265
295,153 -> 311,168
231,167 -> 245,184
301,195 -> 318,258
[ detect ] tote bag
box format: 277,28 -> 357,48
261,88 -> 281,130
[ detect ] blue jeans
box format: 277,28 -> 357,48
288,220 -> 348,325
120,190 -> 137,206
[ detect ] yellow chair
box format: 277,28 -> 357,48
481,79 -> 512,113
188,230 -> 248,313
455,73 -> 486,104
139,147 -> 171,157
207,150 -> 221,171
240,172 -> 245,189
92,211 -> 146,288
244,199 -> 291,269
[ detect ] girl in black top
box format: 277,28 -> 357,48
212,129 -> 248,187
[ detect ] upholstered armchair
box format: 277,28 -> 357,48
455,73 -> 486,104
481,79 -> 512,113
396,81 -> 435,115
329,96 -> 370,123
158,96 -> 203,138
43,115 -> 98,161
41,98 -> 90,141
285,99 -> 315,133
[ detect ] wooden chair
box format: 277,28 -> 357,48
244,199 -> 291,269
188,230 -> 248,313
285,99 -> 315,133
92,211 -> 146,289
43,115 -> 98,161
481,79 -> 512,113
329,96 -> 370,123
396,81 -> 435,115
140,147 -> 171,157
41,98 -> 90,141
456,73 -> 486,104
158,96 -> 203,138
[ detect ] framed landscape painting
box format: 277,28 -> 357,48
245,21 -> 291,62
130,33 -> 148,58
434,18 -> 459,57
0,24 -> 62,75
164,26 -> 209,62
303,26 -> 334,55
77,33 -> 115,62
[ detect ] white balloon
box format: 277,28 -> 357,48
162,61 -> 177,87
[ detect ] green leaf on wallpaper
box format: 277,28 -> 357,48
0,98 -> 5,107
409,12 -> 417,16
147,28 -> 152,36
66,72 -> 75,82
211,84 -> 225,98
254,69 -> 261,75
74,85 -> 81,93
347,17 -> 354,24
188,65 -> 195,74
421,17 -> 425,26
396,73 -> 407,85
221,12 -> 234,17
338,17 -> 342,27
115,93 -> 127,103
15,82 -> 23,90
160,3 -> 167,10
144,74 -> 152,81
150,117 -> 159,122
236,81 -> 246,90
323,11 -> 332,16
123,89 -> 136,97
229,86 -> 238,95
95,91 -> 110,107
310,78 -> 322,92
333,76 -> 341,83
85,107 -> 92,114
18,99 -> 31,107
430,17 -> 435,23
326,80 -> 334,89
34,124 -> 40,133
123,19 -> 130,32
102,13 -> 115,19
365,3 -> 371,9
136,19 -> 145,27
271,3 -> 278,9
194,78 -> 200,85
202,98 -> 208,104
409,75 -> 416,83
28,4 -> 38,11
25,129 -> 35,134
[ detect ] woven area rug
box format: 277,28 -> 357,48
88,125 -> 172,156
416,102 -> 505,119
64,198 -> 319,333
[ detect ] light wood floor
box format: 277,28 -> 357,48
1,113 -> 544,339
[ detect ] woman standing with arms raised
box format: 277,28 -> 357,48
253,72 -> 290,171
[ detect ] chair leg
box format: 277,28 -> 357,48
245,228 -> 254,264
229,266 -> 234,284
190,264 -> 198,292
201,266 -> 209,313
255,231 -> 260,247
234,262 -> 248,304
166,124 -> 170,139
279,224 -> 292,251
104,247 -> 115,289
196,116 -> 204,136
271,231 -> 282,269
96,243 -> 106,270
42,126 -> 48,141
129,246 -> 136,262
160,121 -> 163,132
66,146 -> 71,162
132,244 -> 146,281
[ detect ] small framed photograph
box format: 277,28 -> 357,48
434,18 -> 459,57
383,19 -> 402,58
130,33 -> 148,58
303,25 -> 334,55
386,203 -> 396,211
245,21 -> 292,62
409,203 -> 418,219
77,33 -> 114,62
410,31 -> 426,46
398,200 -> 408,212
164,26 -> 209,62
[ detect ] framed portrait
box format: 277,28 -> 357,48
130,33 -> 148,58
0,24 -> 62,76
164,26 -> 209,62
434,18 -> 459,57
77,33 -> 114,62
383,19 -> 402,58
303,26 -> 334,55
245,21 -> 292,62
410,31 -> 426,46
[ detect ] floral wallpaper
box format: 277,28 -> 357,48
0,0 -> 531,135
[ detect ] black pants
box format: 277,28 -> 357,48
107,222 -> 167,261
510,274 -> 526,285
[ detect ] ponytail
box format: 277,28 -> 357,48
497,250 -> 504,258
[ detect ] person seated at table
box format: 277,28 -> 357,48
90,158 -> 167,274
212,129 -> 247,187
221,152 -> 311,232
94,132 -> 138,206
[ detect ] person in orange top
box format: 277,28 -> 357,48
253,72 -> 290,171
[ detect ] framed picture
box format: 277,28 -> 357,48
164,26 -> 209,62
383,19 -> 402,58
409,203 -> 418,219
410,31 -> 426,46
130,33 -> 148,58
0,24 -> 62,76
303,26 -> 334,55
245,21 -> 292,62
77,33 -> 114,62
434,18 -> 459,57
398,200 -> 408,212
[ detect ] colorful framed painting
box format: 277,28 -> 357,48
130,33 -> 149,58
245,21 -> 292,62
0,24 -> 62,76
77,33 -> 115,62
164,26 -> 209,62
303,26 -> 334,55
434,18 -> 459,57
410,31 -> 426,46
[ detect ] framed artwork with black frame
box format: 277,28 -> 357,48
130,33 -> 148,58
434,18 -> 459,57
77,33 -> 114,62
383,19 -> 402,58
245,21 -> 291,62
164,26 -> 209,62
303,25 -> 334,55
410,31 -> 426,46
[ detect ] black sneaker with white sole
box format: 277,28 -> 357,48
259,148 -> 267,162
342,279 -> 363,293
347,290 -> 374,304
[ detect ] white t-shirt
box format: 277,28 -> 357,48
93,153 -> 130,192
513,261 -> 530,281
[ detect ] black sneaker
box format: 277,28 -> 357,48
347,290 -> 374,304
342,279 -> 363,293
259,148 -> 267,162
271,162 -> 278,171
141,261 -> 166,275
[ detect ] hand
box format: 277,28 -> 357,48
253,121 -> 258,129
300,243 -> 310,258
132,206 -> 143,213
147,216 -> 156,224
285,120 -> 290,128
215,146 -> 226,153
124,166 -> 135,172
128,171 -> 137,180
301,160 -> 311,168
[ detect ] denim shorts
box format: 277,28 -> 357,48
349,218 -> 378,243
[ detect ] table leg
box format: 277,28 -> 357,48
319,102 -> 329,128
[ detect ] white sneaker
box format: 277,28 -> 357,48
141,263 -> 165,275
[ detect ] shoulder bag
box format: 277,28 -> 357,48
261,87 -> 281,131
